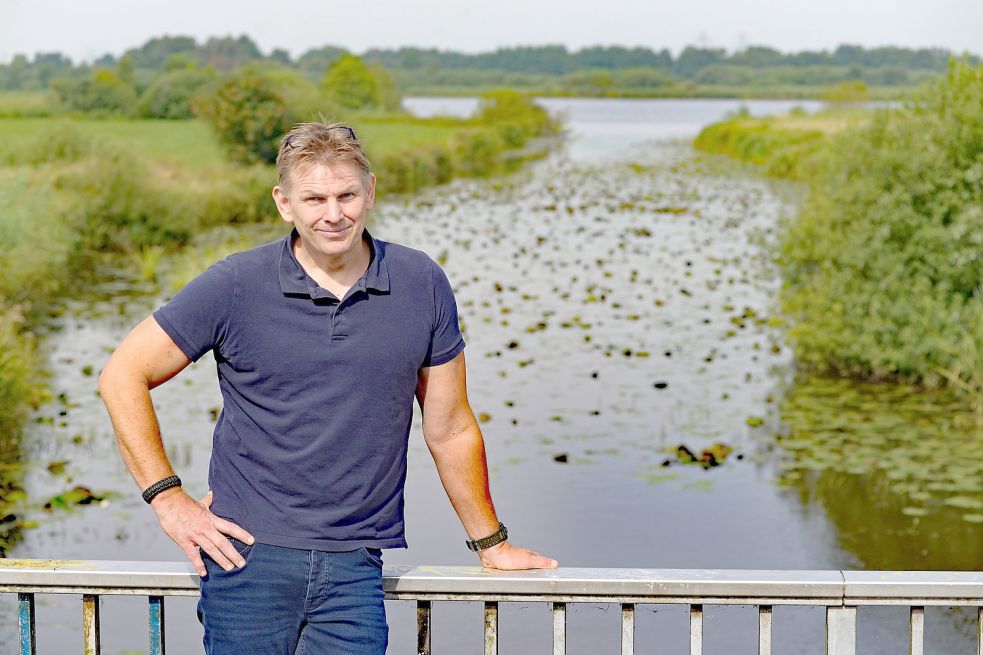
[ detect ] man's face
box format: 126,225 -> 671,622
272,161 -> 377,261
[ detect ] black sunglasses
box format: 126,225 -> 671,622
283,126 -> 357,149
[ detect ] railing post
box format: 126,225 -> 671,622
484,601 -> 498,655
83,594 -> 101,655
826,606 -> 856,655
977,607 -> 982,655
149,595 -> 166,655
416,599 -> 431,655
758,605 -> 772,655
690,604 -> 703,655
552,601 -> 566,655
909,606 -> 924,655
621,603 -> 634,655
18,592 -> 36,655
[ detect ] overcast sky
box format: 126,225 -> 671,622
2,0 -> 980,64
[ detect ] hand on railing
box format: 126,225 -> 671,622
477,542 -> 559,570
150,489 -> 255,577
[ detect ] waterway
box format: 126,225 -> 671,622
1,97 -> 979,654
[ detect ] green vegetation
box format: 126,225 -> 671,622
693,108 -> 864,179
1,37 -> 977,107
778,375 -> 983,539
0,117 -> 225,168
321,54 -> 400,112
195,67 -> 302,164
695,60 -> 983,404
371,90 -> 558,194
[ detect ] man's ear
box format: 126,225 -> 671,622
365,173 -> 377,210
272,185 -> 293,224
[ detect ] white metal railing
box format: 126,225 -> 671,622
2,560 -> 981,655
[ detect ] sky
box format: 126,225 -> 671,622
1,0 -> 980,64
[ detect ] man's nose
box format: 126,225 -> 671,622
320,200 -> 345,222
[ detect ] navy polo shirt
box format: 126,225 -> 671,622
152,227 -> 466,550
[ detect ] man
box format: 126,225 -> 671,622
99,122 -> 558,654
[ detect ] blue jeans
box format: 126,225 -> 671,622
197,537 -> 388,654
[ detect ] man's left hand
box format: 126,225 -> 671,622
477,541 -> 558,570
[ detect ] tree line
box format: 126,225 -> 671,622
1,35 -> 978,96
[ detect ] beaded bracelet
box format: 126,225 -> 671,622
142,475 -> 182,504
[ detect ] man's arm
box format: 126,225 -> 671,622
99,315 -> 253,576
416,351 -> 558,570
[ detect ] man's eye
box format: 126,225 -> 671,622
304,197 -> 324,203
339,192 -> 355,200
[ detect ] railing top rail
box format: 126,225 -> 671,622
2,560 -> 981,603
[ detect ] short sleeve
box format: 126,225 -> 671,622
422,259 -> 466,367
152,256 -> 236,362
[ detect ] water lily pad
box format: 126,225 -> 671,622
943,496 -> 983,511
42,486 -> 114,512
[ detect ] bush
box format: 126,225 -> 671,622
694,117 -> 831,180
475,89 -> 555,138
194,68 -> 293,164
453,128 -> 504,177
52,69 -> 137,115
138,67 -> 215,119
321,54 -> 384,112
779,59 -> 983,395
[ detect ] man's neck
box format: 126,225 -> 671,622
292,231 -> 371,291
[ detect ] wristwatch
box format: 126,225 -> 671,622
466,522 -> 508,552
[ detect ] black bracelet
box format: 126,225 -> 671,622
466,522 -> 508,552
142,475 -> 182,504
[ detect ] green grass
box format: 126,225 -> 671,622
354,120 -> 462,154
0,91 -> 58,117
0,116 -> 466,170
0,118 -> 226,168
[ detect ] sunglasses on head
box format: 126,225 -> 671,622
283,125 -> 357,150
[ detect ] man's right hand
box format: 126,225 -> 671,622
150,488 -> 255,576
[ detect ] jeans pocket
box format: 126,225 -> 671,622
226,536 -> 254,560
359,546 -> 384,568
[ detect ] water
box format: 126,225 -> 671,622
1,98 -> 979,654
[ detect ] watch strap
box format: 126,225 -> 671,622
466,522 -> 508,552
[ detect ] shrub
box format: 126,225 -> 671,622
194,68 -> 293,164
321,54 -> 383,112
138,67 -> 216,119
453,128 -> 504,177
52,69 -> 137,115
779,59 -> 983,395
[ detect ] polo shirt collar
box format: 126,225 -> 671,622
278,226 -> 390,298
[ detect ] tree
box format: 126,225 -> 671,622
269,49 -> 292,66
124,36 -> 197,69
139,66 -> 215,118
297,46 -> 347,81
194,65 -> 336,163
321,54 -> 380,111
53,68 -> 137,115
198,35 -> 263,71
674,47 -> 726,78
194,68 -> 292,163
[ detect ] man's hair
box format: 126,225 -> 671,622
275,122 -> 371,190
